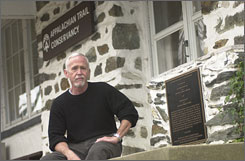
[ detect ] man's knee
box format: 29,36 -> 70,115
40,154 -> 51,160
86,141 -> 122,160
40,152 -> 66,160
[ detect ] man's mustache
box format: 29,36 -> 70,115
75,75 -> 85,80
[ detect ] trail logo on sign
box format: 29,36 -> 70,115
43,34 -> 50,53
41,1 -> 94,61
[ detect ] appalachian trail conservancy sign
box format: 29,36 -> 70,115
42,1 -> 94,61
165,68 -> 207,145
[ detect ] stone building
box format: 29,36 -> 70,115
1,1 -> 244,159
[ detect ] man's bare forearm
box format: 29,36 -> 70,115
55,142 -> 70,155
55,142 -> 80,160
116,119 -> 132,138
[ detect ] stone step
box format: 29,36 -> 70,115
112,142 -> 244,160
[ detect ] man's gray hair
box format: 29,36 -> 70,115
65,53 -> 89,69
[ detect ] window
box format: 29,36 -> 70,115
149,1 -> 205,75
1,19 -> 41,129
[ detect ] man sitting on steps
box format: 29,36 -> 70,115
41,52 -> 139,160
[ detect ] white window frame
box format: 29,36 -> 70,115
182,2 -> 203,60
1,19 -> 41,130
148,1 -> 203,76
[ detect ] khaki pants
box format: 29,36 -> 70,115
40,134 -> 122,160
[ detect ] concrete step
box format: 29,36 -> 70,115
112,142 -> 244,160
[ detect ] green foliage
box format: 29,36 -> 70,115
225,60 -> 245,142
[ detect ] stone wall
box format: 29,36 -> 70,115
149,1 -> 244,148
201,1 -> 244,54
148,47 -> 244,148
35,1 -> 152,156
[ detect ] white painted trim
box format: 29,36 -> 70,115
148,1 -> 159,76
192,11 -> 202,22
186,2 -> 201,61
182,2 -> 191,61
148,1 -> 203,77
140,1 -> 154,81
2,113 -> 41,132
1,1 -> 36,19
0,28 -> 7,130
154,21 -> 183,42
22,19 -> 32,119
1,22 -> 11,126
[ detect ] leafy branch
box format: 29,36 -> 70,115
225,60 -> 244,142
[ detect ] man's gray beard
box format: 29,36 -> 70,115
74,80 -> 85,88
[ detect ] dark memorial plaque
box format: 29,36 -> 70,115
165,68 -> 207,145
42,1 -> 95,61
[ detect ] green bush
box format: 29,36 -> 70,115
225,60 -> 244,142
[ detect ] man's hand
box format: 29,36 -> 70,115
96,120 -> 132,144
95,136 -> 119,144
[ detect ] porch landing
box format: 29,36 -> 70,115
112,142 -> 244,160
